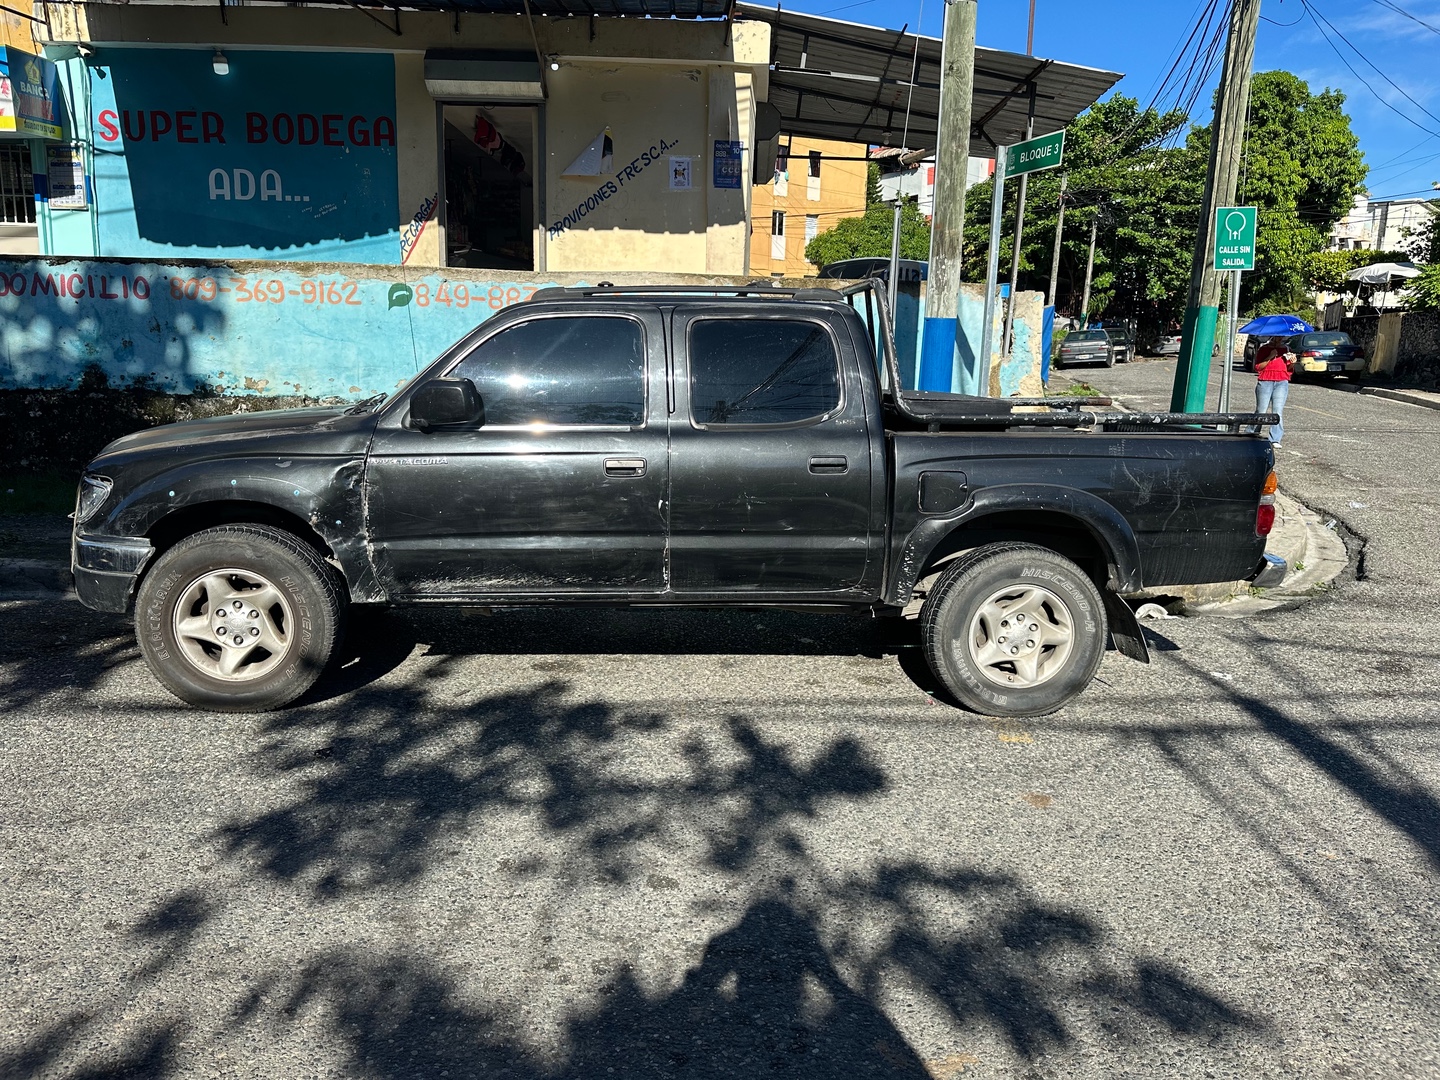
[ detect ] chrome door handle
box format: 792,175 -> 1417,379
604,457 -> 647,478
809,456 -> 848,474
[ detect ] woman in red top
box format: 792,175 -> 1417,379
1252,336 -> 1294,447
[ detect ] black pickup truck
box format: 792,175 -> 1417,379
70,282 -> 1282,717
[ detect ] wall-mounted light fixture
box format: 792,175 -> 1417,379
212,49 -> 230,76
548,55 -> 560,71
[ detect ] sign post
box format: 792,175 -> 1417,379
1213,206 -> 1256,413
979,130 -> 1064,394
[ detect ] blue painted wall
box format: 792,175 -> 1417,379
0,256 -> 1046,399
0,257 -> 545,396
64,49 -> 399,263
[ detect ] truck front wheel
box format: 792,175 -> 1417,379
135,524 -> 345,712
920,543 -> 1107,717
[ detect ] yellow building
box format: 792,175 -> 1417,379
750,137 -> 868,277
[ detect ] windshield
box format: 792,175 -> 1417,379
1299,333 -> 1352,347
1066,331 -> 1108,342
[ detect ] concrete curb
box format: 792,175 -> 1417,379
1355,385 -> 1440,411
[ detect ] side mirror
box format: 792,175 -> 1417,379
411,377 -> 485,430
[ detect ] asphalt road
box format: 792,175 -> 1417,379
3,359 -> 1439,1079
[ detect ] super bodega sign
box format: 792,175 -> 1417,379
89,49 -> 399,260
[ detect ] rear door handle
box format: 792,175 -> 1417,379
604,457 -> 647,478
809,456 -> 848,474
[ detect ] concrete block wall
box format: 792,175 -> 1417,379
0,255 -> 1048,400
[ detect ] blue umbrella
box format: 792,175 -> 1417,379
1238,313 -> 1314,336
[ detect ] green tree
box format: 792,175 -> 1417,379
1403,262 -> 1440,309
804,198 -> 930,268
960,95 -> 1203,334
1400,199 -> 1440,264
1302,247 -> 1414,292
1233,71 -> 1368,311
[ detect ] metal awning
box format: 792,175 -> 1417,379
315,0 -> 729,16
735,2 -> 1121,154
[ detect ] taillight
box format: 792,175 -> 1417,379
1355,350 -> 1365,359
1300,350 -> 1319,358
1257,469 -> 1278,537
1256,503 -> 1276,536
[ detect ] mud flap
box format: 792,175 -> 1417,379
1103,590 -> 1150,664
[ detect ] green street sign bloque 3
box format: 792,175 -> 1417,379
1003,130 -> 1066,177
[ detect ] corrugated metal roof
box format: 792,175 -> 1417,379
736,2 -> 1121,154
339,0 -> 729,16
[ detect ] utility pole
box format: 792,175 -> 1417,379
1002,104 -> 1035,357
1079,213 -> 1097,327
1170,0 -> 1262,412
1047,174 -> 1067,308
1001,2 -> 1039,360
918,0 -> 977,392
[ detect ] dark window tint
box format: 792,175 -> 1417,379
1066,331 -> 1108,342
453,316 -> 645,426
1300,333 -> 1351,347
689,319 -> 840,426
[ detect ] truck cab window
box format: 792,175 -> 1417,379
689,319 -> 840,426
452,316 -> 645,426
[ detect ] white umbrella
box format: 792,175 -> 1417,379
1345,261 -> 1422,286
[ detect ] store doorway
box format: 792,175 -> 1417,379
441,105 -> 539,271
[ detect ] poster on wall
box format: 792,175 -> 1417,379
46,145 -> 88,209
669,157 -> 692,191
90,49 -> 400,262
712,141 -> 743,189
0,47 -> 64,140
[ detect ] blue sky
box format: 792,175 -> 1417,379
778,0 -> 1440,205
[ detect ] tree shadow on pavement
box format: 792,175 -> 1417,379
2,662 -> 1269,1078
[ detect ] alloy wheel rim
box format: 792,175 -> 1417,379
965,584 -> 1075,689
172,568 -> 293,683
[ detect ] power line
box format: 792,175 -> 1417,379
1300,0 -> 1440,138
1365,0 -> 1440,37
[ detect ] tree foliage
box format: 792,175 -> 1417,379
804,198 -> 931,268
1301,248 -> 1414,292
1400,199 -> 1440,264
1231,71 -> 1368,311
961,95 -> 1202,333
946,73 -> 1366,336
1404,262 -> 1440,309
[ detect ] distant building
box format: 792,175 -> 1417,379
1328,193 -> 1434,252
871,148 -> 994,218
750,136 -> 869,277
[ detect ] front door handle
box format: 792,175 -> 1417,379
604,457 -> 647,478
809,456 -> 849,474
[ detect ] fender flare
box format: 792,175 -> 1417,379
886,483 -> 1144,604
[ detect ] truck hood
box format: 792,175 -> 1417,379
90,406 -> 381,469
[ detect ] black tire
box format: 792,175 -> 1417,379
920,543 -> 1107,717
135,524 -> 346,711
1053,356 -> 1064,370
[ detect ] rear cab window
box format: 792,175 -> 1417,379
687,318 -> 842,427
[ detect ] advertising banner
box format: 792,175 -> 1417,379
91,49 -> 399,262
0,47 -> 64,140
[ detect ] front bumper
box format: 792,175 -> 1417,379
72,534 -> 154,613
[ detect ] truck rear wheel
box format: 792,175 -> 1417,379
135,524 -> 345,712
920,543 -> 1106,717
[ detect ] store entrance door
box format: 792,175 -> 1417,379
441,104 -> 539,271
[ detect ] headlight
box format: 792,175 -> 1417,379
74,474 -> 113,525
